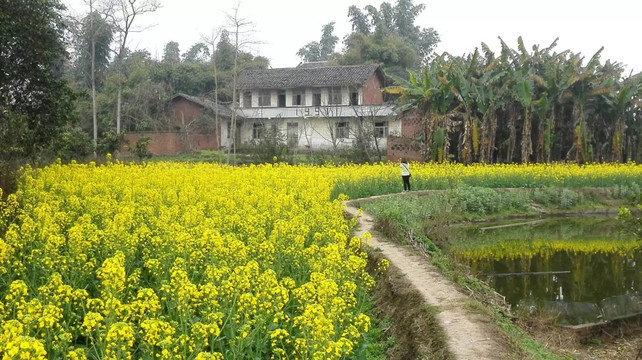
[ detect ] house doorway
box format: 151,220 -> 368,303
278,91 -> 286,107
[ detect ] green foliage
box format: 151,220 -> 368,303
97,130 -> 126,156
134,137 -> 153,161
297,22 -> 339,62
339,32 -> 419,78
611,182 -> 641,200
618,205 -> 642,237
393,36 -> 642,164
0,0 -> 77,189
182,42 -> 210,63
162,41 -> 181,64
247,126 -> 290,164
532,187 -> 557,205
559,188 -> 583,209
73,11 -> 113,89
449,185 -> 530,215
532,187 -> 585,209
342,0 -> 439,68
55,126 -> 94,162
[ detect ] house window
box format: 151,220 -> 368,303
328,86 -> 342,105
292,90 -> 305,106
350,91 -> 359,105
277,90 -> 286,107
227,121 -> 231,138
336,121 -> 349,139
312,92 -> 321,106
253,122 -> 263,139
258,90 -> 271,107
287,122 -> 298,145
243,91 -> 252,108
374,121 -> 388,138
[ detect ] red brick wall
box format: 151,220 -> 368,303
170,98 -> 205,130
400,111 -> 423,138
387,136 -> 423,163
387,110 -> 424,162
122,132 -> 219,156
361,74 -> 384,105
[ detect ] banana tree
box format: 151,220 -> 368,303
514,70 -> 534,163
605,80 -> 641,161
386,58 -> 456,162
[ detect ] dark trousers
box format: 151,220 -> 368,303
402,175 -> 411,191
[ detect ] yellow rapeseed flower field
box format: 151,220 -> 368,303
0,161 -> 372,359
0,160 -> 640,359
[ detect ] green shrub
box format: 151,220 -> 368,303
134,137 -> 152,161
532,187 -> 558,205
559,188 -> 583,209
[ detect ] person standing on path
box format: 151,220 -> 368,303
400,158 -> 411,191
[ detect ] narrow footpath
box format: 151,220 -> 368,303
345,201 -> 513,360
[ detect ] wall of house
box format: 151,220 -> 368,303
384,111 -> 424,162
387,136 -> 423,163
400,111 -> 423,138
242,84 -> 381,109
171,98 -> 205,129
361,74 -> 384,105
229,117 -> 400,151
122,132 -> 219,156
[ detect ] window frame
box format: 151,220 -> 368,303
373,121 -> 389,138
287,122 -> 299,145
328,86 -> 342,105
243,91 -> 252,108
258,90 -> 271,107
336,121 -> 349,139
312,92 -> 322,106
252,122 -> 264,139
291,90 -> 305,106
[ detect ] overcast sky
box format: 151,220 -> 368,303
63,0 -> 642,75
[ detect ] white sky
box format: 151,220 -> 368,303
63,0 -> 642,75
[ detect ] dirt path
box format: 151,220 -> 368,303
345,201 -> 513,360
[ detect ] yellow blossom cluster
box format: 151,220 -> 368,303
0,161 -> 374,359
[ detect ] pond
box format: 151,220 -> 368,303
449,217 -> 642,326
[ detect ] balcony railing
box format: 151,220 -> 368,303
237,105 -> 396,119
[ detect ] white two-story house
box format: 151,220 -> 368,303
223,62 -> 398,150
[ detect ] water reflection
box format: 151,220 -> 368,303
449,217 -> 642,325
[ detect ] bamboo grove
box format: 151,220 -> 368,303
389,37 -> 642,164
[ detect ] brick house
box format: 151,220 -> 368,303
229,62 -> 398,150
124,93 -> 232,155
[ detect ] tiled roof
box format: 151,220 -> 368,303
296,61 -> 329,69
238,64 -> 383,90
169,93 -> 233,118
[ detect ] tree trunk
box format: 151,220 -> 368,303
546,104 -> 555,163
117,87 -> 122,135
90,0 -> 97,156
521,108 -> 532,164
460,110 -> 473,164
507,106 -> 516,163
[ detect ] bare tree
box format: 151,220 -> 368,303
225,3 -> 260,165
311,105 -> 343,154
104,0 -> 160,135
351,105 -> 389,162
201,27 -> 224,163
88,0 -> 115,154
90,0 -> 97,153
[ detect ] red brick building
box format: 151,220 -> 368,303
123,93 -> 232,156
